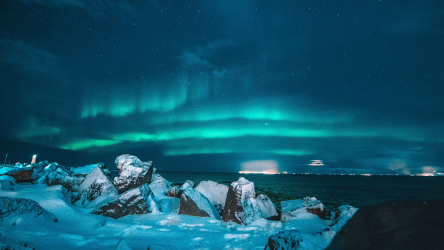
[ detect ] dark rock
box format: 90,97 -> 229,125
113,154 -> 154,194
166,185 -> 183,198
222,177 -> 261,225
4,167 -> 34,183
326,200 -> 444,250
0,197 -> 58,226
179,187 -> 220,219
92,184 -> 156,219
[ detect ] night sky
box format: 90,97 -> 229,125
1,0 -> 443,174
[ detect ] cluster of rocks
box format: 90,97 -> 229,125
0,154 -> 363,249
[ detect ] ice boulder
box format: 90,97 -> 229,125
157,197 -> 180,214
149,174 -> 172,198
113,154 -> 154,194
179,187 -> 220,219
195,180 -> 228,216
256,194 -> 279,220
222,177 -> 261,225
92,184 -> 157,219
329,205 -> 358,231
0,197 -> 58,226
281,197 -> 326,222
47,168 -> 83,190
67,166 -> 119,208
0,179 -> 14,190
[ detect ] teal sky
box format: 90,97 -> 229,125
1,0 -> 443,174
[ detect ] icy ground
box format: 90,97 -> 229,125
0,184 -> 333,249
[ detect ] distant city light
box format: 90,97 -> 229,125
239,171 -> 278,175
240,160 -> 279,174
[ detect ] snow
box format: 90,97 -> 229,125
0,179 -> 14,190
0,196 -> 58,226
0,175 -> 16,183
1,182 -> 348,249
195,180 -> 228,208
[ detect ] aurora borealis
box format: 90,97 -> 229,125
1,1 -> 443,174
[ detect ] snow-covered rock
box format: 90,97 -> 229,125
157,197 -> 180,214
264,228 -> 335,250
70,162 -> 106,177
34,163 -> 59,184
92,184 -> 156,219
47,168 -> 83,190
0,179 -> 14,190
0,197 -> 58,226
264,204 -> 358,250
30,161 -> 49,180
195,180 -> 228,216
256,194 -> 279,220
222,177 -> 261,225
1,166 -> 34,183
113,154 -> 154,194
281,197 -> 326,222
180,180 -> 194,190
0,175 -> 16,184
67,166 -> 119,208
179,187 -> 220,219
329,205 -> 358,231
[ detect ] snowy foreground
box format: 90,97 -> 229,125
0,155 -> 357,250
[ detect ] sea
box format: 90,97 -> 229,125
111,171 -> 444,219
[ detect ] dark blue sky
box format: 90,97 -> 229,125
1,0 -> 443,174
